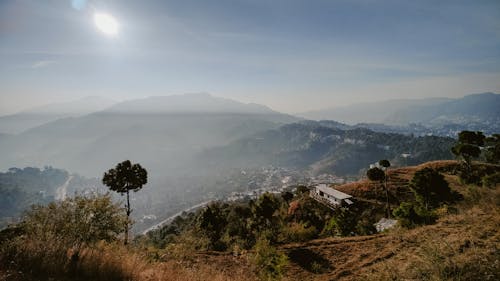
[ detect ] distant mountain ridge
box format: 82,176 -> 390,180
201,121 -> 455,176
0,96 -> 117,134
299,93 -> 499,126
0,93 -> 298,176
105,93 -> 278,115
385,92 -> 500,125
299,97 -> 452,124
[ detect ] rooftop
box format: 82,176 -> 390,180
315,184 -> 352,200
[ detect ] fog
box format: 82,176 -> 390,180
1,0 -> 499,234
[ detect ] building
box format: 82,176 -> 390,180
374,218 -> 398,232
310,183 -> 354,209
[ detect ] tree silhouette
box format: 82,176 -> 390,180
410,167 -> 451,211
102,160 -> 147,245
378,159 -> 391,218
451,131 -> 485,167
485,134 -> 500,164
367,167 -> 387,216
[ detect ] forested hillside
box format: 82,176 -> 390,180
0,167 -> 102,229
203,122 -> 455,176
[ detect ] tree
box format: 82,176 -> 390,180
392,201 -> 436,227
102,160 -> 147,245
484,134 -> 500,164
366,167 -> 385,182
451,131 -> 485,168
410,168 -> 451,211
367,166 -> 390,217
378,160 -> 391,218
378,159 -> 391,169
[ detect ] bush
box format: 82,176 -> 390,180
280,222 -> 317,242
410,168 -> 452,210
0,194 -> 127,280
482,172 -> 500,188
321,207 -> 356,236
393,202 -> 436,228
251,238 -> 288,281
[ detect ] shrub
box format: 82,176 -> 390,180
251,238 -> 288,281
0,194 -> 127,280
482,172 -> 500,188
280,222 -> 317,242
392,202 -> 436,228
410,168 -> 452,210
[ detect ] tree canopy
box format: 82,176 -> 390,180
378,159 -> 391,169
102,160 -> 147,194
451,131 -> 485,165
366,167 -> 385,182
102,160 -> 147,244
410,168 -> 451,210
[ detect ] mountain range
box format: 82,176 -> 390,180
0,96 -> 117,134
0,93 -> 298,176
0,92 -> 497,233
299,92 -> 500,132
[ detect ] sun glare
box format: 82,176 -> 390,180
94,13 -> 118,36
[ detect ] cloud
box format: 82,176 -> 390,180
31,60 -> 56,69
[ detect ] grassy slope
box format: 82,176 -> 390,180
182,161 -> 500,280
1,161 -> 498,281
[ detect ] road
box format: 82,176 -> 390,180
55,175 -> 74,201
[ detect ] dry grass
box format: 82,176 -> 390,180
278,162 -> 500,281
2,160 -> 499,281
0,240 -> 258,281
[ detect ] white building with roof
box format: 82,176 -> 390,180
310,183 -> 354,209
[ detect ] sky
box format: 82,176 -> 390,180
1,0 -> 499,115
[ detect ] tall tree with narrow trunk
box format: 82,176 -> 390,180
378,159 -> 391,218
102,160 -> 147,245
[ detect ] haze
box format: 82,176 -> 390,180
1,0 -> 500,115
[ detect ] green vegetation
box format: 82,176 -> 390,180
451,131 -> 485,166
0,194 -> 127,280
103,160 -> 148,245
393,168 -> 454,227
366,167 -> 385,182
451,130 -> 500,183
410,167 -> 453,211
1,130 -> 499,280
367,161 -> 391,218
251,238 -> 288,281
482,171 -> 500,188
0,167 -> 69,228
484,133 -> 500,164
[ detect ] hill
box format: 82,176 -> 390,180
0,96 -> 117,135
202,122 -> 455,176
299,97 -> 451,124
0,166 -> 102,229
142,160 -> 500,280
104,93 -> 279,115
299,93 -> 500,136
0,93 -> 297,177
3,160 -> 498,281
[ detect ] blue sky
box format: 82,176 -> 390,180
1,0 -> 499,114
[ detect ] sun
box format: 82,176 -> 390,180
94,13 -> 119,36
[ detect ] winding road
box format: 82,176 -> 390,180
55,175 -> 74,201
